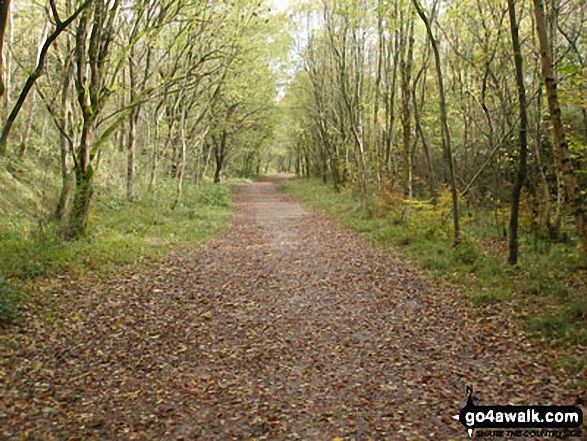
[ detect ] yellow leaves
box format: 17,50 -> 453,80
201,310 -> 212,319
176,343 -> 188,353
121,390 -> 140,399
70,313 -> 81,322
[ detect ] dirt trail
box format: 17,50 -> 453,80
1,177 -> 582,440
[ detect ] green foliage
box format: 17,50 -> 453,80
195,183 -> 233,207
526,299 -> 587,347
469,287 -> 509,306
524,272 -> 568,299
454,238 -> 481,265
0,178 -> 234,281
0,277 -> 24,324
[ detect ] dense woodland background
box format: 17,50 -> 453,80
0,0 -> 585,372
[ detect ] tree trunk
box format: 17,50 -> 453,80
413,73 -> 435,199
373,0 -> 384,185
507,0 -> 529,265
530,74 -> 553,237
68,164 -> 94,239
18,92 -> 35,157
214,159 -> 222,183
126,111 -> 137,201
0,0 -> 90,156
384,32 -> 399,179
126,40 -> 151,201
412,0 -> 460,244
1,0 -> 11,125
400,14 -> 414,222
0,0 -> 10,99
148,128 -> 159,193
18,19 -> 49,158
533,0 -> 587,255
68,119 -> 95,237
118,73 -> 127,153
54,126 -> 74,224
213,131 -> 227,184
67,1 -> 119,238
171,110 -> 187,210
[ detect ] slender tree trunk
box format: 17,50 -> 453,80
412,0 -> 460,243
533,136 -> 552,237
126,40 -> 151,201
202,140 -> 213,179
0,0 -> 11,99
18,93 -> 35,157
214,157 -> 223,183
149,114 -> 161,193
0,0 -> 90,156
1,0 -> 11,125
412,65 -> 435,199
507,0 -> 529,265
126,110 -> 137,201
171,108 -> 187,210
384,32 -> 399,180
533,0 -> 587,254
213,131 -> 227,184
400,14 -> 414,222
373,0 -> 384,185
118,72 -> 126,153
194,137 -> 204,187
55,126 -> 74,223
19,19 -> 49,158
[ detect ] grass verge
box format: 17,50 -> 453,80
0,178 -> 237,323
279,178 -> 587,387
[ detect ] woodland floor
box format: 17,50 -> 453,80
1,176 -> 585,440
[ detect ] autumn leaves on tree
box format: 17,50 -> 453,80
281,0 -> 587,262
0,0 -> 586,259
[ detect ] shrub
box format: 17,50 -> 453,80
454,237 -> 481,265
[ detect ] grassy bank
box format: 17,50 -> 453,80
279,178 -> 587,381
0,165 -> 239,322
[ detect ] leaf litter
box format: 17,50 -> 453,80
1,177 -> 585,440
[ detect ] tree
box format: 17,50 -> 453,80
0,0 -> 11,99
399,3 -> 415,221
0,0 -> 90,156
68,0 -> 123,238
507,0 -> 529,265
533,0 -> 587,255
412,0 -> 460,244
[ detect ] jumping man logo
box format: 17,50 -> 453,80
452,386 -> 583,438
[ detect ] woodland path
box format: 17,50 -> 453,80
1,177 -> 582,440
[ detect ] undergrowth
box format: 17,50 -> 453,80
0,174 -> 237,323
279,178 -> 587,386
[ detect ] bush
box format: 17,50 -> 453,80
454,237 -> 481,265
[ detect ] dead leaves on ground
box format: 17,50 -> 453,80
1,180 -> 584,440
